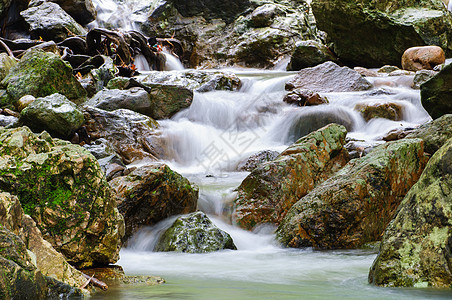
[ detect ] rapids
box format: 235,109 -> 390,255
87,1 -> 449,298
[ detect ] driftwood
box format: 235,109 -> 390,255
81,272 -> 109,291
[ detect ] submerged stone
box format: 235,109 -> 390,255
154,211 -> 236,253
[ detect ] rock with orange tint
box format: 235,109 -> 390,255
233,124 -> 350,230
276,138 -> 428,249
401,46 -> 445,71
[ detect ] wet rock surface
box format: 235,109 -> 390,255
277,139 -> 429,249
421,63 -> 452,119
285,62 -> 373,93
369,138 -> 452,288
234,124 -> 350,230
354,102 -> 403,121
110,163 -> 198,242
0,127 -> 124,268
154,211 -> 236,253
287,40 -> 337,71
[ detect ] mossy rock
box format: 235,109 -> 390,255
0,126 -> 124,268
406,114 -> 452,154
369,138 -> 452,288
276,138 -> 429,249
0,53 -> 16,83
1,50 -> 87,105
154,211 -> 236,253
421,63 -> 452,119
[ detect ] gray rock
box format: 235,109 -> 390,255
154,211 -> 236,253
285,61 -> 373,92
20,93 -> 84,139
412,69 -> 437,89
170,0 -> 250,23
87,88 -> 152,116
20,2 -> 87,42
287,40 -> 337,71
0,53 -> 16,82
237,150 -> 279,171
421,63 -> 452,119
49,0 -> 97,25
406,114 -> 452,154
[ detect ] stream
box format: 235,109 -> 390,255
87,1 -> 452,299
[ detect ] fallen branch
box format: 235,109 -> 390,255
0,39 -> 15,58
81,272 -> 109,291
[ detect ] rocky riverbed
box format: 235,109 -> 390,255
0,0 -> 452,298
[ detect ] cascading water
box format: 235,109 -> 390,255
87,2 -> 450,299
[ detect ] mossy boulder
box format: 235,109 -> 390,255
20,93 -> 84,139
369,138 -> 452,288
420,63 -> 452,119
287,40 -> 337,71
406,114 -> 452,155
276,138 -> 429,249
1,50 -> 87,104
233,124 -> 350,230
154,211 -> 236,253
0,127 -> 124,268
20,2 -> 87,41
110,164 -> 198,242
171,0 -> 250,23
311,0 -> 452,67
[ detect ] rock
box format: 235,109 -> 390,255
20,93 -> 84,139
354,102 -> 403,121
378,65 -> 400,73
20,2 -> 87,42
311,0 -> 452,67
237,150 -> 279,171
0,227 -> 48,300
170,0 -> 250,23
233,124 -> 350,230
1,50 -> 87,104
249,4 -> 280,28
110,163 -> 198,241
144,83 -> 193,119
0,127 -> 124,268
421,62 -> 452,119
50,0 -> 97,25
369,138 -> 452,288
412,69 -> 437,89
0,89 -> 10,108
82,106 -> 163,164
0,53 -> 16,82
139,70 -> 242,92
154,211 -> 236,253
16,95 -> 36,112
388,70 -> 414,76
86,56 -> 117,96
276,138 -> 429,249
354,67 -> 379,77
285,62 -> 373,92
382,127 -> 416,142
283,89 -> 329,107
287,40 -> 337,71
24,41 -> 60,56
87,88 -> 153,117
406,114 -> 452,154
401,46 -> 446,71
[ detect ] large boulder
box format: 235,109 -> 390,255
49,0 -> 97,25
285,62 -> 373,92
287,40 -> 337,71
233,124 -> 350,230
110,164 -> 198,241
20,93 -> 85,139
311,0 -> 452,67
420,62 -> 452,119
369,138 -> 452,288
154,211 -> 236,253
406,114 -> 452,154
82,107 -> 163,164
0,127 -> 124,268
277,138 -> 428,249
0,192 -> 86,288
1,50 -> 87,104
401,46 -> 446,71
169,0 -> 250,22
20,2 -> 87,41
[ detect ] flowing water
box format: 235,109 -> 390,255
88,1 -> 452,299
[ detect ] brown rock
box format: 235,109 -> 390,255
354,102 -> 403,121
283,89 -> 328,107
401,46 -> 446,71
